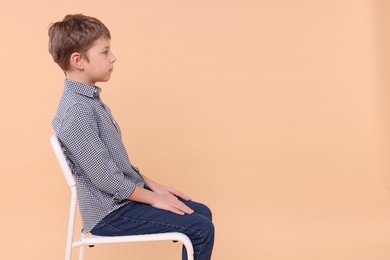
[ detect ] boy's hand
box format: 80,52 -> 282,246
142,174 -> 192,201
151,193 -> 194,215
128,178 -> 194,216
151,182 -> 192,201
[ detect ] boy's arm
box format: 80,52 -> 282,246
59,104 -> 136,201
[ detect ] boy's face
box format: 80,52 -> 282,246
82,37 -> 116,85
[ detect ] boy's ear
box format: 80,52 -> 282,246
69,52 -> 84,70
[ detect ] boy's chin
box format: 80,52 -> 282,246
99,77 -> 111,83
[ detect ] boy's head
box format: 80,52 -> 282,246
48,14 -> 111,72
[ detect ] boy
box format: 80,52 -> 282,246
48,14 -> 214,260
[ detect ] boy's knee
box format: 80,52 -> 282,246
203,205 -> 213,221
204,220 -> 215,241
199,216 -> 214,236
198,203 -> 213,221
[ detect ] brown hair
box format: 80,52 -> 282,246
48,14 -> 111,71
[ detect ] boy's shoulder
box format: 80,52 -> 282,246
58,89 -> 94,113
53,90 -> 96,131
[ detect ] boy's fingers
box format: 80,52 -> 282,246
172,199 -> 194,215
181,194 -> 192,201
179,202 -> 194,215
170,207 -> 185,215
171,190 -> 192,201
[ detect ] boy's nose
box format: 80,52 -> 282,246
111,53 -> 117,63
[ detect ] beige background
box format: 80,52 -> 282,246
1,0 -> 390,259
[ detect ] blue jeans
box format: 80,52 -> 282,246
91,199 -> 215,260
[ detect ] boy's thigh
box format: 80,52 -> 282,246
92,201 -> 212,237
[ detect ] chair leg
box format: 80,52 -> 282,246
78,233 -> 86,260
185,247 -> 194,260
65,244 -> 72,260
79,245 -> 85,260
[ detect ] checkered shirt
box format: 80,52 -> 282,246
53,80 -> 145,233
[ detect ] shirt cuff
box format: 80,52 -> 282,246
113,178 -> 136,202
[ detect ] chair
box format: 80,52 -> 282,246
50,134 -> 194,260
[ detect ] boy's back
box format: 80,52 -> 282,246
53,79 -> 144,233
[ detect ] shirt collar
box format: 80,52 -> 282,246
64,79 -> 102,98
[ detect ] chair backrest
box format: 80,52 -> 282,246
51,134 -> 80,260
50,134 -> 76,187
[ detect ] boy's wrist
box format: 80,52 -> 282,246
128,186 -> 158,205
142,175 -> 159,190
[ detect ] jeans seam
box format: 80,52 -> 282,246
100,220 -> 123,235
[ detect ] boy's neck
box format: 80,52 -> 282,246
65,71 -> 96,86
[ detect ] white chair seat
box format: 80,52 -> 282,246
73,232 -> 193,249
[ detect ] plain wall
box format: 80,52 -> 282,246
1,0 -> 390,259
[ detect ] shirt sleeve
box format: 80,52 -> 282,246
58,103 -> 135,201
